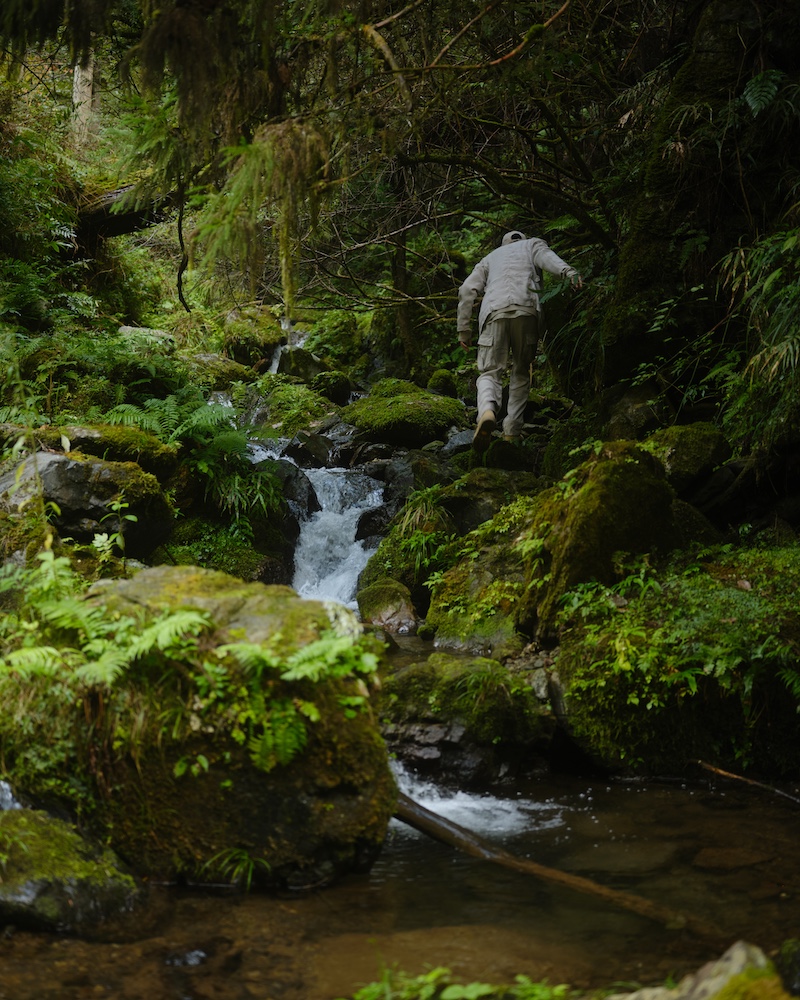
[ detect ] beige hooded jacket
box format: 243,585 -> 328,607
456,232 -> 578,342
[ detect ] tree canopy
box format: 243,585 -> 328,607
2,0 -> 800,453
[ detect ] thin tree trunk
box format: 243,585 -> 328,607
72,54 -> 95,147
394,791 -> 720,939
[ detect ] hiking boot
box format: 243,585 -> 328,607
472,410 -> 496,451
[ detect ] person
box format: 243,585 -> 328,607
457,230 -> 582,450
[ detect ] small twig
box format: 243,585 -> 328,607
697,760 -> 800,807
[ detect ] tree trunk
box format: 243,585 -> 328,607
72,54 -> 95,147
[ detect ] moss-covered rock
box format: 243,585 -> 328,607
342,379 -> 466,448
222,308 -> 286,368
379,652 -> 553,784
0,809 -> 142,934
178,352 -> 260,390
30,423 -> 180,480
426,369 -> 458,398
358,468 -> 549,612
641,421 -> 732,494
0,566 -> 397,888
311,370 -> 353,406
553,542 -> 800,776
251,378 -> 340,439
357,577 -> 418,634
0,451 -> 174,558
425,440 -> 679,652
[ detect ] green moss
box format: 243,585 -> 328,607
0,566 -> 397,882
253,380 -> 339,438
714,967 -> 790,1000
641,421 -> 731,492
426,368 -> 458,397
342,378 -> 466,446
222,308 -> 285,367
0,809 -> 134,889
382,653 -> 546,747
150,516 -> 275,580
555,542 -> 800,774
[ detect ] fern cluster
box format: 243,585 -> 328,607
0,555 -> 381,804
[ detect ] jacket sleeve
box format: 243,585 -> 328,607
457,258 -> 489,336
531,242 -> 577,281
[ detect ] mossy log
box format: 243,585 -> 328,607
394,791 -> 719,939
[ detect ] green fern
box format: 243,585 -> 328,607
248,701 -> 308,771
741,70 -> 785,117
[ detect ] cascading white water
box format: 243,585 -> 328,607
292,467 -> 384,609
390,761 -> 565,838
0,780 -> 21,810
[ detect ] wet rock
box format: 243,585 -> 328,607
357,577 -> 419,634
380,652 -> 553,785
691,847 -> 773,870
284,430 -> 332,468
0,809 -> 143,935
276,345 -> 328,381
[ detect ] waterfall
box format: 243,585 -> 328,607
0,780 -> 21,810
292,466 -> 384,609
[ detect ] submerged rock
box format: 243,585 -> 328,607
380,652 -> 554,785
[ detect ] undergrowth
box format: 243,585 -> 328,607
0,552 -> 381,809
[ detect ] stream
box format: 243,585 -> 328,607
0,461 -> 798,998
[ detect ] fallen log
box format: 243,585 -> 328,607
394,791 -> 719,938
697,760 -> 800,807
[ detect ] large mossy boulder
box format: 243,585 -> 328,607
342,378 -> 466,447
0,451 -> 174,558
379,652 -> 554,785
0,567 -> 396,889
0,808 -> 143,934
425,441 -> 679,652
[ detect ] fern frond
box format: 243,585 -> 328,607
169,402 -> 236,443
248,700 -> 307,771
742,70 -> 785,117
0,645 -> 70,676
74,647 -> 133,686
217,641 -> 281,676
103,403 -> 165,435
128,610 -> 210,659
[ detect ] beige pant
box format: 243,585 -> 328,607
476,313 -> 539,436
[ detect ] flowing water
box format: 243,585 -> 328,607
1,466 -> 798,998
1,765 -> 798,999
292,467 -> 383,608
